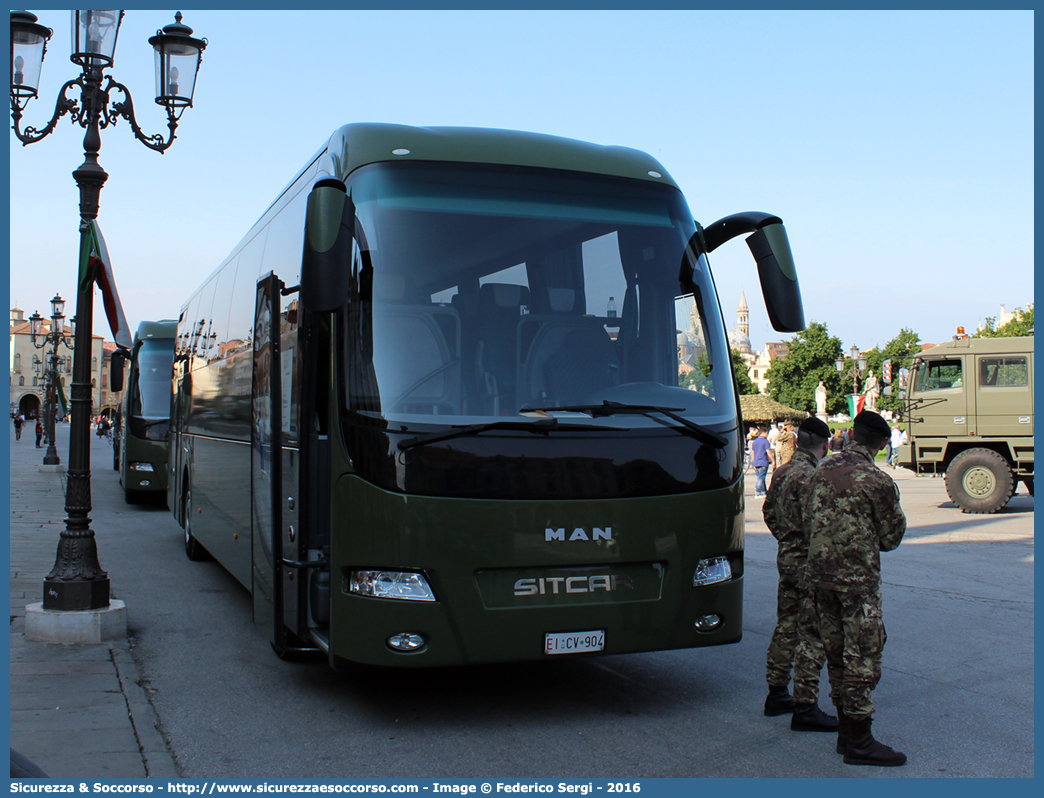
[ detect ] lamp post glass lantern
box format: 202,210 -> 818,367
9,9 -> 207,612
9,10 -> 51,103
70,10 -> 122,69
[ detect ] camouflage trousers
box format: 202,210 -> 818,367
814,586 -> 886,720
766,573 -> 827,701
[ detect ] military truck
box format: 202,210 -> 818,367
897,334 -> 1033,513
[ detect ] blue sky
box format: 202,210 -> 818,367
7,9 -> 1033,353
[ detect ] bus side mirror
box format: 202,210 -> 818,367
301,179 -> 354,313
746,223 -> 804,333
700,212 -> 805,334
110,350 -> 127,393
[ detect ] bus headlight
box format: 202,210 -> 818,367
129,462 -> 154,472
347,570 -> 436,601
693,556 -> 732,587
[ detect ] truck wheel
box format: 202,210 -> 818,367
945,448 -> 1014,514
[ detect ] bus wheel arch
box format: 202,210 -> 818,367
945,447 -> 1014,514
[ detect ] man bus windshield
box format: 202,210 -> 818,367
341,162 -> 739,500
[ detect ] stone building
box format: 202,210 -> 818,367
9,306 -> 110,419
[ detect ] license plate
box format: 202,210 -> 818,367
545,630 -> 605,655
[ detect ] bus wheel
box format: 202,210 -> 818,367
184,487 -> 210,561
124,489 -> 142,505
945,448 -> 1014,514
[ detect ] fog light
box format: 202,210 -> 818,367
694,614 -> 722,631
347,570 -> 436,601
130,462 -> 154,472
138,480 -> 152,487
693,556 -> 732,587
387,632 -> 426,651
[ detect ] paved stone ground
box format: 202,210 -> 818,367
8,421 -> 178,779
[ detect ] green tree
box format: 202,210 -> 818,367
864,328 -> 922,415
765,321 -> 846,414
974,306 -> 1034,338
680,349 -> 758,395
731,349 -> 758,395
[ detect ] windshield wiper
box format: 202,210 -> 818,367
520,401 -> 729,449
397,417 -> 620,452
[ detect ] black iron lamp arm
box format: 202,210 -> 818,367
106,76 -> 176,153
12,76 -> 81,145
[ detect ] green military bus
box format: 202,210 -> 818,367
899,333 -> 1033,513
113,320 -> 177,504
168,123 -> 804,667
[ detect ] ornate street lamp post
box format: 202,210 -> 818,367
28,294 -> 73,466
10,10 -> 207,612
836,344 -> 867,405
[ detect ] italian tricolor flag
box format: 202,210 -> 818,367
77,219 -> 132,350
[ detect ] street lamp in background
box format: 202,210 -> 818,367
10,10 -> 207,614
28,294 -> 73,466
836,344 -> 867,407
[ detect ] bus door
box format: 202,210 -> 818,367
251,272 -> 304,654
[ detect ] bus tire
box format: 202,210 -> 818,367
124,489 -> 142,505
184,487 -> 210,561
945,448 -> 1014,514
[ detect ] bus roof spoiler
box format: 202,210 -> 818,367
301,178 -> 354,312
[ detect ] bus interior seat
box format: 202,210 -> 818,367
371,306 -> 461,415
477,283 -> 530,414
374,273 -> 408,303
451,287 -> 481,412
547,287 -> 577,314
520,318 -> 620,408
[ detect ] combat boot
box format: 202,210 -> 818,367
843,717 -> 907,767
835,707 -> 851,755
763,684 -> 795,716
790,702 -> 839,732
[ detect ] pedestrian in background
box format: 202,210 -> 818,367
13,414 -> 23,441
805,410 -> 907,767
888,424 -> 906,469
776,421 -> 797,466
35,419 -> 43,448
829,428 -> 845,454
767,422 -> 781,462
751,427 -> 775,498
762,416 -> 837,731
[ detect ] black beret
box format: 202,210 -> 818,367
798,415 -> 830,439
853,410 -> 890,438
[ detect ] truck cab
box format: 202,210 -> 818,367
899,334 -> 1033,513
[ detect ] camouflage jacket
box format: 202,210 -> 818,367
762,448 -> 818,577
804,443 -> 906,592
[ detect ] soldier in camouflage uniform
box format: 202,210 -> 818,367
805,410 -> 907,767
762,416 -> 837,731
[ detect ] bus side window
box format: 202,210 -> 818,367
208,258 -> 239,365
